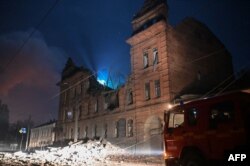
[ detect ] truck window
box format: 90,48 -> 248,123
209,101 -> 234,129
188,108 -> 198,126
168,110 -> 184,128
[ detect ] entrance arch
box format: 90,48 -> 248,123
144,116 -> 163,155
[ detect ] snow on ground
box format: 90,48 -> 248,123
0,140 -> 164,166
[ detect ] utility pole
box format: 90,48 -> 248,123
74,105 -> 79,142
25,115 -> 31,151
19,133 -> 23,151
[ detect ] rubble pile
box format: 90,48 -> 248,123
0,140 -> 126,166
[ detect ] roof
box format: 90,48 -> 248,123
33,120 -> 56,129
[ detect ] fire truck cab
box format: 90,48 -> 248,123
163,92 -> 250,166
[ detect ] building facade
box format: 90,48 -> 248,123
29,121 -> 56,149
55,0 -> 233,154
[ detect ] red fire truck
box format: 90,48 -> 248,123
163,91 -> 250,166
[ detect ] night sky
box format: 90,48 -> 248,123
0,0 -> 249,124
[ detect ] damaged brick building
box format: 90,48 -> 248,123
55,0 -> 233,154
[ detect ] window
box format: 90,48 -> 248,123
154,80 -> 161,97
168,110 -> 184,128
71,128 -> 73,139
104,124 -> 108,138
80,83 -> 84,95
78,127 -> 80,139
127,119 -> 133,137
153,48 -> 158,65
87,102 -> 90,115
77,84 -> 81,95
209,101 -> 235,129
127,89 -> 133,105
143,51 -> 149,68
85,80 -> 90,90
94,100 -> 98,112
197,71 -> 201,81
67,111 -> 73,120
117,118 -> 126,137
94,125 -> 97,137
145,82 -> 150,100
84,126 -> 88,138
188,108 -> 198,126
114,122 -> 118,138
63,92 -> 67,104
78,105 -> 82,118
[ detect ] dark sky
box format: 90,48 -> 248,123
0,0 -> 249,124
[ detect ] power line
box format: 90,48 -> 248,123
1,0 -> 61,73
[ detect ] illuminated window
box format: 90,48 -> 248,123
155,80 -> 161,97
153,48 -> 158,65
143,51 -> 149,68
67,111 -> 73,120
127,119 -> 133,137
145,82 -> 150,100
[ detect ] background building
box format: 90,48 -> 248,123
0,100 -> 9,141
29,121 -> 56,149
55,0 -> 233,155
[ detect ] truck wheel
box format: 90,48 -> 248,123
181,152 -> 204,166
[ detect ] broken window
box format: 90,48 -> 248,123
154,80 -> 161,97
153,48 -> 158,65
143,51 -> 149,68
127,89 -> 133,105
127,119 -> 133,137
145,82 -> 150,100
